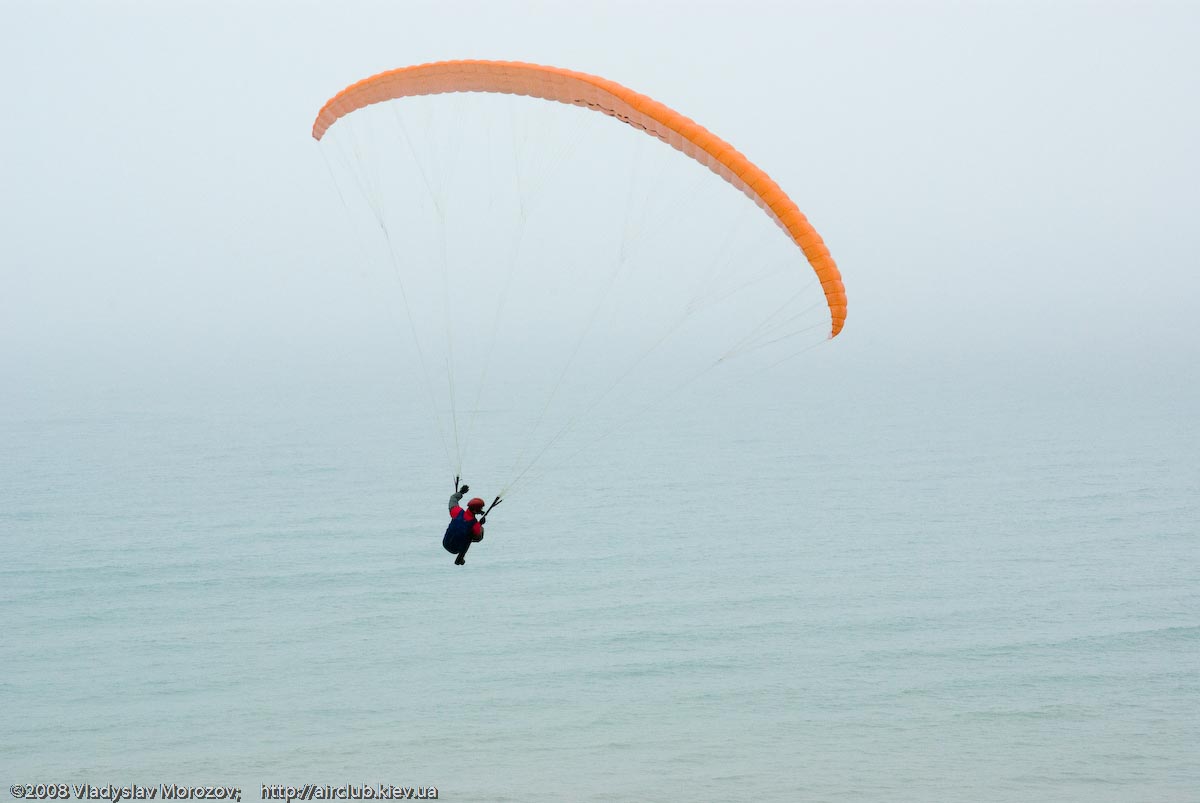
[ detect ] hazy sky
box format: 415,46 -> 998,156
3,0 -> 1198,402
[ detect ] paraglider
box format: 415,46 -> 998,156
444,482 -> 487,565
313,60 -> 847,562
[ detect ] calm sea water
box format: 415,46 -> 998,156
3,356 -> 1198,802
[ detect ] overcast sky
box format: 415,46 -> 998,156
3,0 -> 1198,403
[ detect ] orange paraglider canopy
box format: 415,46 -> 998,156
313,59 -> 846,337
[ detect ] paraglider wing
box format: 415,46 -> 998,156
312,59 -> 846,337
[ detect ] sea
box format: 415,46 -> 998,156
3,350 -> 1198,802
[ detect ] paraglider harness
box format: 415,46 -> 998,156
444,476 -> 502,555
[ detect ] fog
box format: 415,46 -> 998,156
4,0 -> 1198,409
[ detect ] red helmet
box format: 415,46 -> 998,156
467,497 -> 486,512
